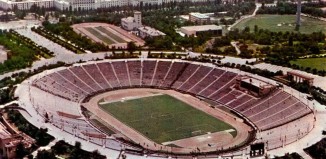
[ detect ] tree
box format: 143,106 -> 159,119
288,36 -> 293,46
35,127 -> 50,146
27,154 -> 34,159
91,150 -> 104,159
15,142 -> 28,158
254,25 -> 258,33
36,150 -> 56,159
309,45 -> 320,54
243,26 -> 250,33
51,140 -> 68,155
127,41 -> 137,54
69,141 -> 83,159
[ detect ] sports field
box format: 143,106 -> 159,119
72,23 -> 145,48
84,27 -> 115,45
290,57 -> 326,70
99,94 -> 235,143
234,14 -> 326,34
95,26 -> 126,43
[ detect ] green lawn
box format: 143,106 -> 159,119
85,27 -> 114,45
95,26 -> 126,43
234,14 -> 326,34
99,94 -> 235,143
290,58 -> 326,70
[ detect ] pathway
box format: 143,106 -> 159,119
227,3 -> 262,31
231,41 -> 241,55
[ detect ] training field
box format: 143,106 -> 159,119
290,57 -> 326,70
99,94 -> 235,144
72,23 -> 145,48
84,27 -> 116,45
234,14 -> 326,34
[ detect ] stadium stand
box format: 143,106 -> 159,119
142,61 -> 157,86
97,62 -> 121,88
82,64 -> 112,90
31,59 -> 313,152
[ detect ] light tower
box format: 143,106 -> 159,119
296,0 -> 302,30
134,11 -> 142,28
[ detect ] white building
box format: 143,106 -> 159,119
97,0 -> 128,9
180,25 -> 222,37
0,46 -> 7,63
130,0 -> 162,6
54,0 -> 69,10
0,0 -> 54,10
0,0 -> 215,11
121,11 -> 142,31
189,12 -> 210,24
138,26 -> 165,38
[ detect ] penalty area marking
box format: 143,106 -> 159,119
98,93 -> 164,105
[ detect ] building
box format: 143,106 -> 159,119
53,0 -> 69,11
180,25 -> 222,37
69,0 -> 96,11
238,76 -> 275,97
321,7 -> 326,13
130,0 -> 162,6
97,0 -> 128,9
121,11 -> 165,39
189,12 -> 210,25
287,71 -> 314,86
138,26 -> 165,38
0,118 -> 34,159
121,11 -> 142,31
0,0 -> 54,10
0,0 -> 216,11
0,46 -> 7,63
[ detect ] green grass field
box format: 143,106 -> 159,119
95,26 -> 126,43
234,14 -> 326,34
290,58 -> 326,70
85,27 -> 114,44
99,94 -> 235,143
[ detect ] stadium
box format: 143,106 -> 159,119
15,59 -> 315,158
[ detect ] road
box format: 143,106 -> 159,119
227,3 -> 262,31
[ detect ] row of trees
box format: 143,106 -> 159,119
7,109 -> 54,147
0,86 -> 15,105
61,0 -> 255,18
274,152 -> 303,159
35,141 -> 105,159
258,1 -> 326,18
8,30 -> 54,58
209,26 -> 325,61
310,86 -> 326,105
288,62 -> 326,76
32,26 -> 85,54
0,30 -> 46,75
304,135 -> 326,158
42,21 -> 110,52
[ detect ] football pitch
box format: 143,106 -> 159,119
84,27 -> 115,44
99,94 -> 236,143
290,57 -> 326,70
234,14 -> 326,34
